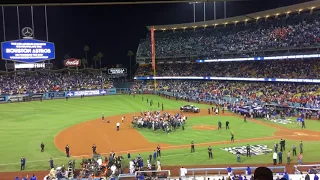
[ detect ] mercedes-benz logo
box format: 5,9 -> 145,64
21,27 -> 33,37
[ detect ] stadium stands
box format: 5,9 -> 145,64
0,70 -> 114,95
135,59 -> 320,79
137,11 -> 320,59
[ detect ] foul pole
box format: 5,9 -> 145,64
151,26 -> 156,90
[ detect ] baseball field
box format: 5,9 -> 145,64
1,94 -> 320,178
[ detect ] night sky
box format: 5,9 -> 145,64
0,0 -> 313,70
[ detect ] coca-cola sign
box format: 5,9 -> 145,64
64,58 -> 81,67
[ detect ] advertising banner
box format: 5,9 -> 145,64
64,58 -> 81,67
1,39 -> 55,63
108,68 -> 127,74
29,93 -> 44,100
7,94 -> 29,102
15,63 -> 45,69
47,92 -> 66,98
134,76 -> 320,83
66,89 -> 116,97
0,96 -> 7,102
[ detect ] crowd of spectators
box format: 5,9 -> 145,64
137,11 -> 320,58
131,80 -> 320,109
135,59 -> 320,79
0,71 -> 114,95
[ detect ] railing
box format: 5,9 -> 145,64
186,166 -> 286,178
118,170 -> 171,179
294,164 -> 320,174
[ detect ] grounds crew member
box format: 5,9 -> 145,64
208,146 -> 213,159
191,141 -> 195,153
20,156 -> 26,170
65,145 -> 70,157
41,142 -> 45,152
246,144 -> 251,157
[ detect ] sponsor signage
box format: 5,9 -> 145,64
134,76 -> 320,83
64,58 -> 81,67
66,90 -> 111,97
108,68 -> 127,74
1,39 -> 55,63
0,96 -> 6,102
7,94 -> 28,102
48,92 -> 66,98
220,145 -> 273,156
15,63 -> 45,69
30,93 -> 44,100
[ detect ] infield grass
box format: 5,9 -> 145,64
136,116 -> 277,145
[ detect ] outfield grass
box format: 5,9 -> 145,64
255,118 -> 320,132
137,116 -> 277,145
0,95 -> 210,172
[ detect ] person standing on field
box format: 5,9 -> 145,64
157,145 -> 161,157
191,141 -> 195,153
208,146 -> 213,159
116,122 -> 120,131
41,142 -> 45,152
287,151 -> 291,165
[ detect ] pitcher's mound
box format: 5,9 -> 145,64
193,125 -> 217,130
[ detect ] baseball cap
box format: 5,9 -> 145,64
254,167 -> 273,180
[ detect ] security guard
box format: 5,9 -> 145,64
208,146 -> 213,159
40,142 -> 45,152
246,144 -> 251,157
65,145 -> 70,157
20,157 -> 26,170
49,158 -> 54,169
191,141 -> 195,153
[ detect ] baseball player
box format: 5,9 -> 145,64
116,122 -> 120,131
102,113 -> 104,121
122,116 -> 125,124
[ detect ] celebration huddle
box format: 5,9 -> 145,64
131,111 -> 187,133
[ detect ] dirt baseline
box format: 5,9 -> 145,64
193,125 -> 218,130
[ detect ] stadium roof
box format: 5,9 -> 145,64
0,0 -> 249,6
147,0 -> 320,31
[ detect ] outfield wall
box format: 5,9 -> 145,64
0,88 -> 130,103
